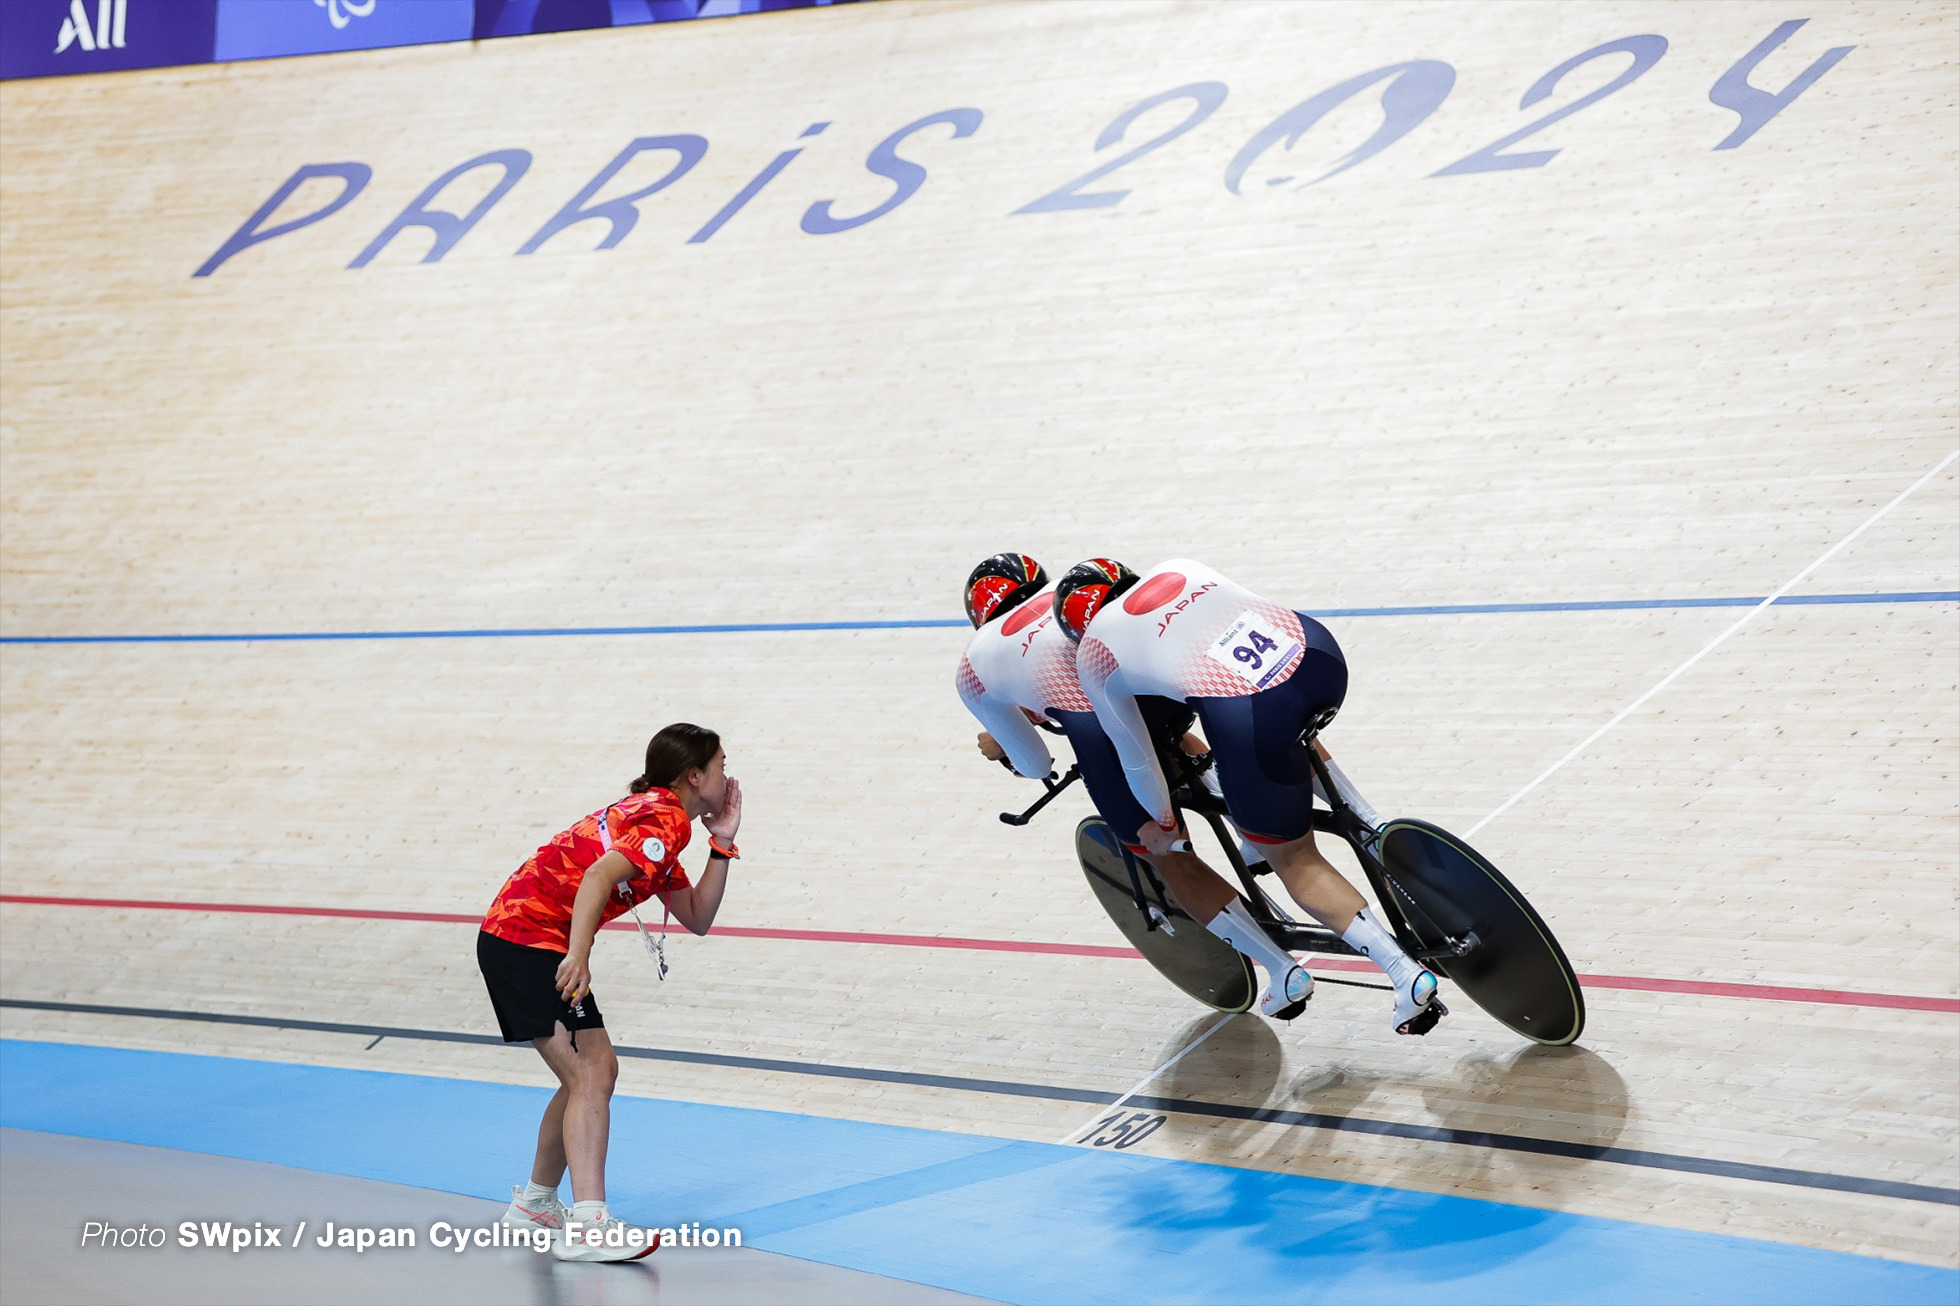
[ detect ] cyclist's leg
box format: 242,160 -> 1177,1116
1190,673 -> 1362,928
1237,616 -> 1388,922
1191,615 -> 1351,898
1055,709 -> 1307,1013
1194,622 -> 1441,1031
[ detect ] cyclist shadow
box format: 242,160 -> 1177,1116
1157,1011 -> 1396,1153
1131,1021 -> 1629,1265
1158,1012 -> 1287,1146
1155,1013 -> 1631,1193
1416,1042 -> 1632,1193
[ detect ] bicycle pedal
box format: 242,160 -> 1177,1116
1266,998 -> 1309,1022
1397,998 -> 1447,1037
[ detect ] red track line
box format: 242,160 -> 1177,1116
0,894 -> 1139,958
5,893 -> 1956,1014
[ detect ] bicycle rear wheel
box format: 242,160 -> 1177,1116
1076,817 -> 1254,1013
1376,820 -> 1585,1046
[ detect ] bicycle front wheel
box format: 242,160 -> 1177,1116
1377,820 -> 1585,1046
1076,817 -> 1254,1013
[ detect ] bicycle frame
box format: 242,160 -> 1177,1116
1173,741 -> 1478,966
1159,745 -> 1358,958
998,721 -> 1478,967
995,717 -> 1481,960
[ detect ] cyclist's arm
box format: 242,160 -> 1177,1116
1082,667 -> 1175,830
963,689 -> 1054,780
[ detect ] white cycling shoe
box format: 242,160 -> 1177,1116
1259,964 -> 1314,1020
1394,969 -> 1446,1035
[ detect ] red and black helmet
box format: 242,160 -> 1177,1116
1053,558 -> 1139,643
964,553 -> 1048,628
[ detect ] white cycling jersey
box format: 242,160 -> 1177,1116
954,584 -> 1093,781
1075,558 -> 1307,827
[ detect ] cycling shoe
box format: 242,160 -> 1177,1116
1259,965 -> 1314,1021
1393,970 -> 1445,1035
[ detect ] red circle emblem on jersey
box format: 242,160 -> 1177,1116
1123,572 -> 1186,615
1001,599 -> 1048,636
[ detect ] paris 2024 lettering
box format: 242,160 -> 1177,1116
193,20 -> 1854,278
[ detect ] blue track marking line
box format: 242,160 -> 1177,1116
2,1040 -> 1953,1304
1,591 -> 1953,645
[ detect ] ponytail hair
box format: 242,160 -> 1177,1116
630,723 -> 721,794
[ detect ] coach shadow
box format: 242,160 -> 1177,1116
512,1245 -> 659,1302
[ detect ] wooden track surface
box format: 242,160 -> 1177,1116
3,0 -> 1956,1272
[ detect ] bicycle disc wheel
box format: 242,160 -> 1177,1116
1376,820 -> 1585,1045
1076,817 -> 1254,1013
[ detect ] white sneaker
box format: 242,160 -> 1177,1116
554,1208 -> 659,1262
1394,970 -> 1445,1035
502,1186 -> 567,1233
1259,964 -> 1314,1020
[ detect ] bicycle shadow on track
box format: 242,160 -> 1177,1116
1152,1011 -> 1632,1193
1158,1013 -> 1287,1149
1417,1043 -> 1633,1194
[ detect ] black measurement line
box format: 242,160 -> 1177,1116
5,997 -> 1952,1207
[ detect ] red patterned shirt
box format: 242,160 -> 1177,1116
482,790 -> 693,952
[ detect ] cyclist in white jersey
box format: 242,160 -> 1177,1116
958,553 -> 1329,1023
955,554 -> 1188,879
1056,557 -> 1442,1035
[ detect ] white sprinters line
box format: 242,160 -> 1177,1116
1466,448 -> 1960,839
1057,1012 -> 1236,1146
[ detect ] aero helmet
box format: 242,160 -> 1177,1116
1053,558 -> 1139,643
964,553 -> 1048,628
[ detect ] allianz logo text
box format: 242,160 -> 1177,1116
54,0 -> 127,53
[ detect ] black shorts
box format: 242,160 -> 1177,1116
1054,696 -> 1196,851
1189,613 -> 1348,846
477,930 -> 606,1044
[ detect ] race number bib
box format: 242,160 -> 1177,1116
1206,611 -> 1300,691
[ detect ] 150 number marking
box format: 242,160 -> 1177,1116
1084,1111 -> 1167,1149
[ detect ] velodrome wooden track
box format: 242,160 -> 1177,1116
2,0 -> 1956,1287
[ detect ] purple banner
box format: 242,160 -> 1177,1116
475,1 -> 855,40
0,0 -> 218,80
1,0 -> 865,80
214,1 -> 475,63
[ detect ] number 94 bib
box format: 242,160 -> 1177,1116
1206,611 -> 1301,691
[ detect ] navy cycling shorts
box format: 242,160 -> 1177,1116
1189,613 -> 1348,846
1052,699 -> 1193,852
1052,709 -> 1156,849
